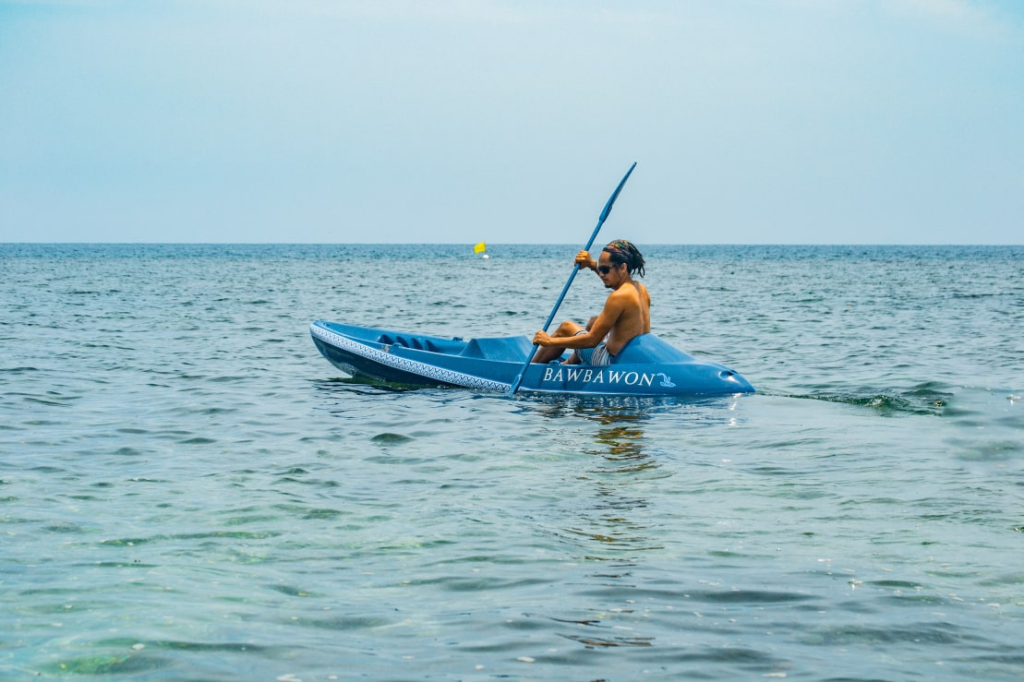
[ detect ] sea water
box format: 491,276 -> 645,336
1,244 -> 1021,681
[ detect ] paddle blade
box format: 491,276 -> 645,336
597,162 -> 636,224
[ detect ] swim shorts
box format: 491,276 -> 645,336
571,331 -> 612,366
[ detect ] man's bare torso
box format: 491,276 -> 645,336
604,281 -> 651,356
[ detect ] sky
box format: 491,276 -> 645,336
1,0 -> 1022,244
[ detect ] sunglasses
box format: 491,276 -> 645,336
597,263 -> 620,275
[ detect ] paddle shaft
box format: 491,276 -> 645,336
508,162 -> 637,394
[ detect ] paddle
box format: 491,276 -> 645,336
508,162 -> 637,394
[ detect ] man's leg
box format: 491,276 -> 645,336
532,320 -> 583,363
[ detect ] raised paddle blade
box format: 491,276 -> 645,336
509,162 -> 637,394
596,163 -> 636,228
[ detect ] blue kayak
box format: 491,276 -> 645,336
310,320 -> 754,396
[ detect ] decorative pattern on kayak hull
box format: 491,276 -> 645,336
311,323 -> 510,391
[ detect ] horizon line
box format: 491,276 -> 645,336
2,241 -> 1022,247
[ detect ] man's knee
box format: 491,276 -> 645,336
553,320 -> 581,337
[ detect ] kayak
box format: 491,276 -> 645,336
310,320 -> 755,396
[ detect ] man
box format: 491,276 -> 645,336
532,239 -> 650,365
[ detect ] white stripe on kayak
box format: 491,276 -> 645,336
310,324 -> 512,392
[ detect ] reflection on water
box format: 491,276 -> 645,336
541,402 -> 669,649
524,398 -> 667,558
573,407 -> 664,558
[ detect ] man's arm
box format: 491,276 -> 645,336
533,293 -> 626,350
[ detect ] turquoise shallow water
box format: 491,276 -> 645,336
1,243 -> 1022,680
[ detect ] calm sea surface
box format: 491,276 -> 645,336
1,243 -> 1022,681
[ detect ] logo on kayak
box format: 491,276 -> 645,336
542,366 -> 662,388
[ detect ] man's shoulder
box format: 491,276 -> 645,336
607,282 -> 642,306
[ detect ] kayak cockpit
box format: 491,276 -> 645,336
374,330 -> 531,362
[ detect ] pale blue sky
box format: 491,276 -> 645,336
1,0 -> 1022,244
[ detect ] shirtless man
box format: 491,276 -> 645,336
532,240 -> 650,365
